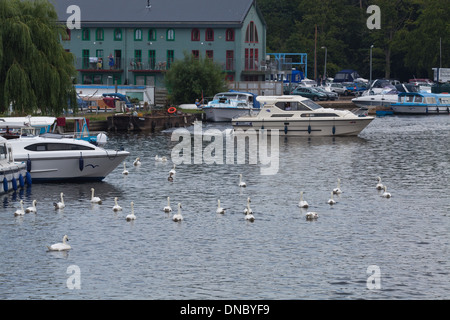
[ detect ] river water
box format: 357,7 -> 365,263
0,114 -> 448,300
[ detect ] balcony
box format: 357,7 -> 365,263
75,57 -> 124,72
129,58 -> 170,72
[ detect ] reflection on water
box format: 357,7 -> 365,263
0,115 -> 448,299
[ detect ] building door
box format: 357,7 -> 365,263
114,50 -> 121,69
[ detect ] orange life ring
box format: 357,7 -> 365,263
168,107 -> 177,114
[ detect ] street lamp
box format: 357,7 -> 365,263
369,45 -> 374,87
321,46 -> 327,84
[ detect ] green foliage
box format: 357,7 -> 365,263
258,0 -> 449,81
164,52 -> 228,105
0,0 -> 77,115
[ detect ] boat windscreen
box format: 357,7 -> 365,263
301,99 -> 322,110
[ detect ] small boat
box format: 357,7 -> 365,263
0,136 -> 30,193
390,92 -> 450,115
2,124 -> 129,182
202,91 -> 260,122
351,83 -> 418,109
232,95 -> 374,136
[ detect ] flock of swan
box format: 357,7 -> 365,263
11,154 -> 392,252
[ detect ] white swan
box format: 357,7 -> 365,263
382,186 -> 391,198
122,162 -> 129,175
54,193 -> 65,209
47,235 -> 71,251
239,174 -> 246,187
14,200 -> 25,216
376,176 -> 384,190
155,155 -> 167,162
305,212 -> 319,220
244,201 -> 255,222
25,200 -> 37,213
243,197 -> 253,214
216,199 -> 225,214
126,202 -> 136,221
333,178 -> 342,194
169,164 -> 176,175
112,197 -> 122,211
327,191 -> 336,205
172,203 -> 183,222
163,197 -> 172,213
90,188 -> 102,204
298,191 -> 309,208
133,157 -> 141,166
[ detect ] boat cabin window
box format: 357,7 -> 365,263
275,101 -> 310,111
439,98 -> 449,104
25,143 -> 95,151
271,114 -> 294,117
425,97 -> 436,104
0,143 -> 7,160
301,99 -> 322,110
301,113 -> 339,118
414,96 -> 423,103
407,95 -> 415,102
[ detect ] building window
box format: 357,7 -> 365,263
205,28 -> 214,41
82,49 -> 89,69
62,29 -> 71,41
95,28 -> 104,41
226,50 -> 234,70
191,29 -> 200,41
82,28 -> 90,41
148,29 -> 157,41
226,29 -> 234,41
134,29 -> 143,41
149,50 -> 156,69
134,50 -> 142,69
206,50 -> 213,60
114,28 -> 122,41
192,50 -> 199,59
167,50 -> 174,68
166,29 -> 175,41
245,21 -> 259,43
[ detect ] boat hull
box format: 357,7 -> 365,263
14,151 -> 129,182
391,105 -> 450,115
0,162 -> 28,193
203,107 -> 259,122
232,118 -> 374,136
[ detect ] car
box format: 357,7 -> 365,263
316,87 -> 338,100
290,87 -> 328,101
345,82 -> 369,96
325,83 -> 347,95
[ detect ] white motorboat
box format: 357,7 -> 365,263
0,136 -> 30,193
202,91 -> 260,122
4,132 -> 129,182
231,95 -> 374,136
351,83 -> 419,108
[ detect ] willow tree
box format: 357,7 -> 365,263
164,52 -> 228,106
0,0 -> 77,115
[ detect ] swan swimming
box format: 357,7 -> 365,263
25,200 -> 37,213
333,178 -> 342,194
298,191 -> 309,208
122,162 -> 129,175
376,176 -> 384,190
382,186 -> 392,198
163,197 -> 172,213
239,174 -> 246,187
243,197 -> 253,214
54,193 -> 65,209
47,235 -> 71,251
90,188 -> 102,204
169,164 -> 176,175
327,191 -> 336,205
244,201 -> 255,222
126,202 -> 136,221
14,200 -> 25,216
155,155 -> 167,162
172,203 -> 183,222
112,197 -> 122,211
133,157 -> 142,166
216,199 -> 225,214
305,212 -> 319,220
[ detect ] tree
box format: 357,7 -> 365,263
164,52 -> 228,106
0,0 -> 77,115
